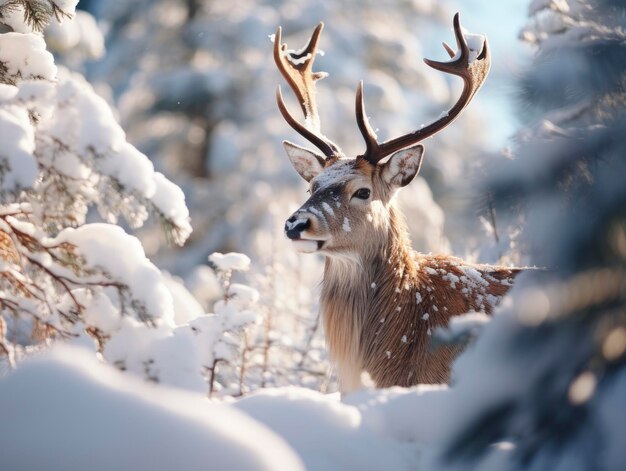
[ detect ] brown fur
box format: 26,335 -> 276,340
320,202 -> 519,392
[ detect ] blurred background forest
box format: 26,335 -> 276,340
1,0 -> 625,469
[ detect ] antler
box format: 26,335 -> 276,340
356,13 -> 491,165
274,22 -> 342,159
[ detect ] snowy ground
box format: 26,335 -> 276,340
0,344 -> 458,471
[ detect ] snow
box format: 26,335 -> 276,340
209,252 -> 251,272
45,10 -> 104,59
528,0 -> 570,15
343,217 -> 351,232
434,312 -> 490,343
150,172 -> 192,240
76,289 -> 122,334
229,283 -> 260,306
97,141 -> 157,196
161,272 -> 205,325
0,104 -> 37,191
235,387 -> 421,471
0,33 -> 57,81
442,272 -> 460,288
310,160 -> 355,192
52,224 -> 175,325
464,32 -> 486,63
459,266 -> 489,287
53,0 -> 80,14
0,345 -> 305,471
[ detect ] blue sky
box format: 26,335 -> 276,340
447,0 -> 532,149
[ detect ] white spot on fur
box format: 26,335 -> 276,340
395,287 -> 401,293
366,214 -> 373,222
443,272 -> 460,288
309,206 -> 325,220
371,282 -> 377,289
321,202 -> 335,217
343,217 -> 351,232
401,335 -> 407,343
285,218 -> 307,230
422,313 -> 429,320
385,351 -> 392,359
415,292 -> 422,303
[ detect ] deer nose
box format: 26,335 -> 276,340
285,215 -> 311,239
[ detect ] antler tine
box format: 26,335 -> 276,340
276,86 -> 338,158
355,81 -> 379,158
358,13 -> 491,165
274,23 -> 342,159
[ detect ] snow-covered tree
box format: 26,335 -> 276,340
431,1 -> 626,469
0,1 -> 193,373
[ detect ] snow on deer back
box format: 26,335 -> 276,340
274,15 -> 522,393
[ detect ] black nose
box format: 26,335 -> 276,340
285,215 -> 311,239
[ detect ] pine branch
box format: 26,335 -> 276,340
17,0 -> 72,32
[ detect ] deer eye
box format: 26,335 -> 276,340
352,188 -> 371,200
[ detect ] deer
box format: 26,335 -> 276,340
274,14 -> 522,394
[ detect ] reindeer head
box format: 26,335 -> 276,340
274,15 -> 490,256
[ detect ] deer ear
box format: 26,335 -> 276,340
282,141 -> 326,182
381,144 -> 424,188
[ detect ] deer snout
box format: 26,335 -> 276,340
285,215 -> 311,239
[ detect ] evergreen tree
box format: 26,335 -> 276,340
0,1 -> 195,377
433,1 -> 626,469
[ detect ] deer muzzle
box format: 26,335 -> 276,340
284,213 -> 325,253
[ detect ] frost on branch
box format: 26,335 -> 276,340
0,213 -> 174,348
82,250 -> 260,394
0,33 -> 56,84
0,0 -> 77,33
197,252 -> 260,397
0,3 -> 192,382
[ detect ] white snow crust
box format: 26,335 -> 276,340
0,346 -> 304,471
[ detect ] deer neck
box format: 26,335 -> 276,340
320,201 -> 415,392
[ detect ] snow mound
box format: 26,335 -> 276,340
235,387 -> 423,471
0,345 -> 304,471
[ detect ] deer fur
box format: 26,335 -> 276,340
321,204 -> 519,392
